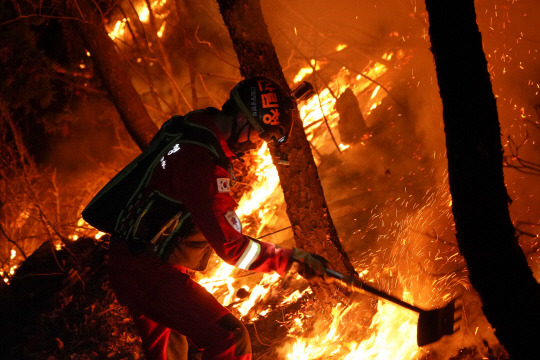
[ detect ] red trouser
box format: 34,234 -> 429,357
107,241 -> 252,360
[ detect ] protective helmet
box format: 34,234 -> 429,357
230,76 -> 296,147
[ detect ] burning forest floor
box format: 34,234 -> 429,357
0,98 -> 526,360
1,99 -> 532,359
0,237 -> 510,360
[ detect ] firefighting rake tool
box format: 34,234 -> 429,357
325,268 -> 461,346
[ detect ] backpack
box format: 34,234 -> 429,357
82,109 -> 230,236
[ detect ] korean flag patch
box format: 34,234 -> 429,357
217,178 -> 230,193
225,210 -> 242,233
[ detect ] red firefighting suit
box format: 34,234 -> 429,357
107,109 -> 293,360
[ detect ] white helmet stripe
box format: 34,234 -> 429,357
235,239 -> 262,270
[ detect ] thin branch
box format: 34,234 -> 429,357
515,220 -> 540,240
249,322 -> 272,347
193,26 -> 239,69
1,103 -> 36,173
198,73 -> 222,108
531,104 -> 540,130
315,83 -> 341,153
120,4 -> 163,112
416,259 -> 466,279
11,272 -> 66,279
257,226 -> 292,239
410,228 -> 459,248
0,13 -> 82,27
143,0 -> 191,112
0,222 -> 28,260
176,0 -> 199,109
504,131 -> 540,176
125,0 -> 184,114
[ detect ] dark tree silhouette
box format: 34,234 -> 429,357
65,0 -> 158,150
425,1 -> 540,358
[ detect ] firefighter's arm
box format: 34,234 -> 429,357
169,144 -> 292,275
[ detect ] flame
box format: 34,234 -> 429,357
283,300 -> 420,360
343,301 -> 420,359
197,261 -> 236,295
236,143 -> 279,220
109,19 -> 128,40
237,272 -> 280,319
138,6 -> 150,22
107,0 -> 169,40
157,22 -> 166,38
298,59 -> 391,155
382,51 -> 393,61
370,85 -> 381,99
294,59 -> 322,83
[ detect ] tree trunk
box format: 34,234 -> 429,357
65,0 -> 158,150
216,0 -> 356,277
425,1 -> 540,358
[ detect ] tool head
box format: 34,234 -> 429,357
417,298 -> 462,346
325,267 -> 462,347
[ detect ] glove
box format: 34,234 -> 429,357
289,248 -> 333,285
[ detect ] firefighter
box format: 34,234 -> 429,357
104,76 -> 330,360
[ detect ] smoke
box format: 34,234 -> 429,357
261,0 -> 539,254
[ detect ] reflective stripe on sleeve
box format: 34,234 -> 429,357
235,239 -> 262,270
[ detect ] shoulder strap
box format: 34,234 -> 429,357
175,109 -> 231,170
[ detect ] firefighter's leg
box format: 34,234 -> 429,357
167,330 -> 189,360
196,313 -> 251,360
131,311 -> 172,360
145,276 -> 252,360
108,241 -> 252,359
130,308 -> 189,360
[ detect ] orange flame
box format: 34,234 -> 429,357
282,300 -> 420,359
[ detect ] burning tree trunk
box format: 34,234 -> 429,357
216,0 -> 357,277
64,0 -> 158,150
425,1 -> 540,358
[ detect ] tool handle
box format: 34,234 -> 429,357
325,268 -> 425,313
